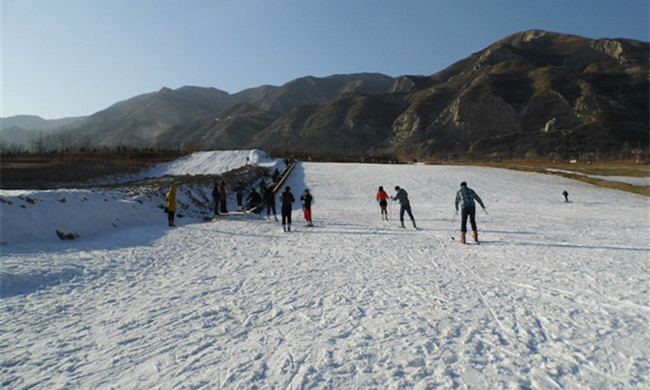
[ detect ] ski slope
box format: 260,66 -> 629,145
1,156 -> 649,389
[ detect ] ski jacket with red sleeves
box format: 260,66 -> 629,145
376,190 -> 390,202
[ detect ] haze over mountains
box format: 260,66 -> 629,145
2,30 -> 648,160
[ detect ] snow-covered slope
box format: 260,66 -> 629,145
1,157 -> 648,389
0,150 -> 284,245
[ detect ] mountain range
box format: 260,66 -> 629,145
2,30 -> 648,160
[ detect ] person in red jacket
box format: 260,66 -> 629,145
376,186 -> 390,221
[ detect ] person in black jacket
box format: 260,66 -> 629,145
263,186 -> 278,221
279,186 -> 295,232
300,189 -> 313,227
218,182 -> 228,213
391,186 -> 416,229
233,181 -> 246,211
246,188 -> 263,216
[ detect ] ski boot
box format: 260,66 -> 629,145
460,233 -> 466,244
473,231 -> 479,243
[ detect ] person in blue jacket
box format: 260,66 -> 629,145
455,181 -> 486,243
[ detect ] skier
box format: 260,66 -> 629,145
246,188 -> 263,215
211,183 -> 220,216
165,185 -> 177,227
391,186 -> 416,229
376,186 -> 390,221
279,186 -> 295,232
300,189 -> 313,227
562,190 -> 569,203
263,185 -> 278,221
454,181 -> 486,243
219,182 -> 228,213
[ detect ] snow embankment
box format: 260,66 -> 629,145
0,150 -> 284,246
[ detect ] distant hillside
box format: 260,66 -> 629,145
4,30 -> 648,160
0,115 -> 85,148
0,115 -> 85,132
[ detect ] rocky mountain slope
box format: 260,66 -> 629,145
251,30 -> 648,160
4,30 -> 648,160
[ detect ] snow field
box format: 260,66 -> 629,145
1,159 -> 649,389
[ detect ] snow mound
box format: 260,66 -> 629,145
139,149 -> 280,178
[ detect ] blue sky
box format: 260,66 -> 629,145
1,0 -> 648,119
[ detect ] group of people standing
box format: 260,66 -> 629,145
163,179 -> 314,232
375,181 -> 486,244
243,181 -> 314,232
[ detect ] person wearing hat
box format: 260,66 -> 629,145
391,186 -> 416,229
454,181 -> 486,243
279,186 -> 295,232
300,189 -> 314,227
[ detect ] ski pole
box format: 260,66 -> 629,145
482,207 -> 489,215
451,210 -> 457,223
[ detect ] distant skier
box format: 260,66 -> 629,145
391,186 -> 416,229
219,182 -> 228,213
263,185 -> 278,221
279,186 -> 295,232
562,190 -> 569,203
454,181 -> 486,243
165,185 -> 177,227
300,189 -> 313,227
376,186 -> 390,221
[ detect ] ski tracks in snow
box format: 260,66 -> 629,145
1,162 -> 648,389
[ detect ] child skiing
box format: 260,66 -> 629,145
300,189 -> 313,227
454,181 -> 486,243
376,186 -> 390,220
